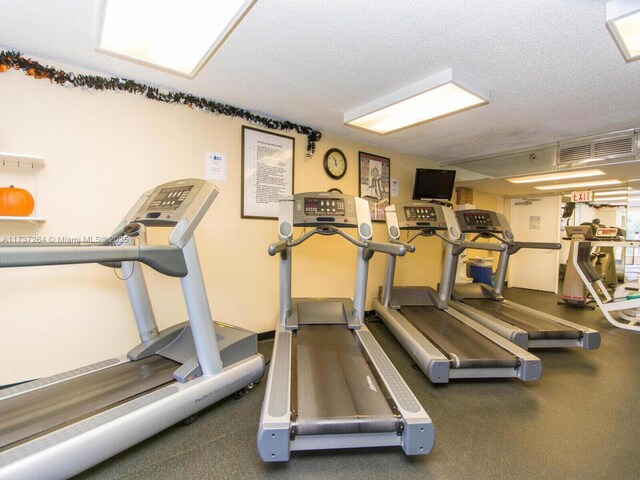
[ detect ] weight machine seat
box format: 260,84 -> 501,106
295,325 -> 399,436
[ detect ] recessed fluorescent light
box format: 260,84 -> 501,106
534,179 -> 622,191
594,196 -> 628,201
506,169 -> 605,184
606,0 -> 640,62
344,68 -> 489,134
593,189 -> 630,196
97,0 -> 256,77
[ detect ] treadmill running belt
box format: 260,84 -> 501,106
465,298 -> 580,340
295,325 -> 398,436
0,355 -> 178,449
400,306 -> 519,369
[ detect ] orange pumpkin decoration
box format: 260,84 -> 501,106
0,186 -> 35,216
0,64 -> 9,73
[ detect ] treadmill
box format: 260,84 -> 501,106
257,192 -> 434,461
449,209 -> 600,350
372,201 -> 542,384
0,179 -> 264,479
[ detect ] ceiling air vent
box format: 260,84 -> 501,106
558,130 -> 637,166
559,144 -> 591,163
593,136 -> 634,158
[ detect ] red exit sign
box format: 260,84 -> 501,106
571,191 -> 593,202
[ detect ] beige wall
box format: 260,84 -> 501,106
0,67 -> 443,384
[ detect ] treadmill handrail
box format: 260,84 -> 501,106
391,238 -> 416,253
403,230 -> 505,253
467,232 -> 560,255
268,226 -> 405,259
453,240 -> 507,256
0,244 -> 187,277
506,241 -> 561,255
363,241 -> 406,260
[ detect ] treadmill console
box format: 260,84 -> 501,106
391,202 -> 448,230
292,192 -> 359,228
595,227 -> 622,239
277,192 -> 373,241
303,196 -> 346,217
385,201 -> 461,242
403,206 -> 438,222
133,178 -> 217,227
565,225 -> 595,239
455,210 -> 504,233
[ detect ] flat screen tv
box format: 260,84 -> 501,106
412,169 -> 456,200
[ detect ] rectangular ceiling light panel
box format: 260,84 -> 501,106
593,189 -> 631,195
344,68 -> 489,134
593,196 -> 628,201
534,179 -> 622,191
607,0 -> 640,62
98,0 -> 256,77
506,169 -> 605,184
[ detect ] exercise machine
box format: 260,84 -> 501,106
257,192 -> 434,461
561,224 -> 598,308
561,224 -> 623,308
0,179 -> 265,479
590,226 -> 624,288
572,239 -> 640,331
449,209 -> 600,350
372,201 -> 542,383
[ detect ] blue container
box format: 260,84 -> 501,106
470,265 -> 493,285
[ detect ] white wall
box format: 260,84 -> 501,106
0,67 -> 442,384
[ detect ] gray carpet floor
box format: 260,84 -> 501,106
77,287 -> 640,479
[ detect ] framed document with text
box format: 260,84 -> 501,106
241,126 -> 295,219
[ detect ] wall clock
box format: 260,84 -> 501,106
323,148 -> 347,180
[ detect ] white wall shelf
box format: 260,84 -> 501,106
0,152 -> 45,168
0,152 -> 46,234
0,216 -> 46,222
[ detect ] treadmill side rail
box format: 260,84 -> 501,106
449,300 -> 530,349
502,300 -> 601,350
257,330 -> 292,462
355,328 -> 435,455
372,299 -> 450,383
446,308 -> 542,382
0,356 -> 264,480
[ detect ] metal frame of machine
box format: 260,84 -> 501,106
572,239 -> 640,331
257,192 -> 434,462
373,201 -> 542,383
449,209 -> 600,350
0,179 -> 265,480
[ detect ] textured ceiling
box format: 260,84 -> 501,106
1,0 -> 639,164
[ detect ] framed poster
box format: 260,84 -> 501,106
241,126 -> 295,219
358,151 -> 390,222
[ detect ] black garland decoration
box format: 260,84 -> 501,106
0,50 -> 322,155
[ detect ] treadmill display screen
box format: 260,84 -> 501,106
304,197 -> 345,216
596,228 -> 618,237
463,212 -> 493,226
404,206 -> 437,221
148,185 -> 194,211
